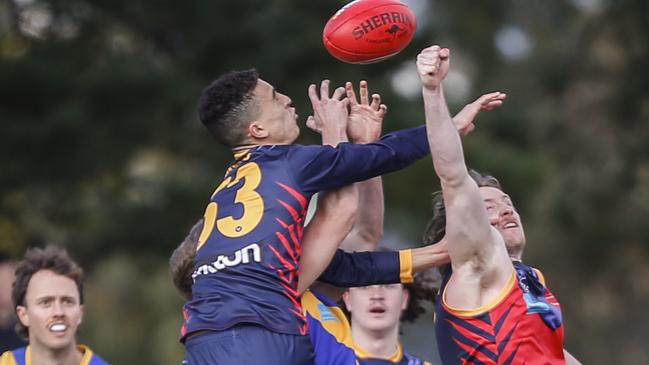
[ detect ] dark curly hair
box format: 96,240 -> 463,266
169,219 -> 203,301
12,246 -> 83,339
400,266 -> 445,323
198,69 -> 260,148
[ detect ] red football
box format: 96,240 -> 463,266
323,0 -> 417,64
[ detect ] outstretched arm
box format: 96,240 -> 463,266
417,45 -> 511,305
339,80 -> 385,252
316,239 -> 449,289
299,80 -> 358,294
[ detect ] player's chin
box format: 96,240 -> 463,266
45,336 -> 75,350
503,231 -> 525,249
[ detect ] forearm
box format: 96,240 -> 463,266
410,240 -> 450,273
317,249 -> 403,287
294,125 -> 430,194
298,185 -> 358,293
339,176 -> 383,252
423,86 -> 467,186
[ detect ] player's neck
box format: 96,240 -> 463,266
28,341 -> 83,365
352,325 -> 400,359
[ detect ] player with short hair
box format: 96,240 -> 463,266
183,71 -> 432,364
0,246 -> 109,365
341,271 -> 435,365
416,44 -> 581,365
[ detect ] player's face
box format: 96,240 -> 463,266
16,270 -> 83,351
480,186 -> 526,258
344,284 -> 408,332
254,79 -> 300,144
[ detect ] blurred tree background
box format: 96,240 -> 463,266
1,0 -> 648,363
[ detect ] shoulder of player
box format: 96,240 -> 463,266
78,345 -> 110,365
0,349 -> 20,365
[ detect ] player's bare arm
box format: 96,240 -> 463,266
417,45 -> 511,307
335,80 -> 386,253
299,80 -> 362,293
410,239 -> 450,272
298,186 -> 359,294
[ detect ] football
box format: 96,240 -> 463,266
323,0 -> 417,64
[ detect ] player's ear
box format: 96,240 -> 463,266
78,304 -> 84,325
341,290 -> 352,312
16,305 -> 29,327
401,288 -> 409,310
249,121 -> 269,139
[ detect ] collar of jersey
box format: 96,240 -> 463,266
24,345 -> 94,365
354,342 -> 403,362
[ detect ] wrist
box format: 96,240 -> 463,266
422,84 -> 443,95
351,137 -> 373,144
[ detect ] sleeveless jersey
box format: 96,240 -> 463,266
435,261 -> 565,365
182,126 -> 429,339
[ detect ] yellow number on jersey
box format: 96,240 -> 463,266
197,162 -> 264,250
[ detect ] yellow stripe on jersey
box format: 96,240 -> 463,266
0,351 -> 18,365
0,345 -> 97,365
442,268 -> 517,317
78,345 -> 94,365
534,268 -> 546,286
398,249 -> 414,284
301,290 -> 354,348
354,342 -> 403,362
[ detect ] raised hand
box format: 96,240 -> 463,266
453,92 -> 507,136
416,45 -> 450,90
307,79 -> 349,146
345,80 -> 387,143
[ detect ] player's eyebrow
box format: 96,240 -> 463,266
483,194 -> 511,203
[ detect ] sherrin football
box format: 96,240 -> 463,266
323,0 -> 417,64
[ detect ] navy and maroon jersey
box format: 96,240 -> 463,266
182,126 -> 429,340
435,261 -> 564,365
0,345 -> 109,365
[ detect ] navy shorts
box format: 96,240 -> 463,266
184,324 -> 314,365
